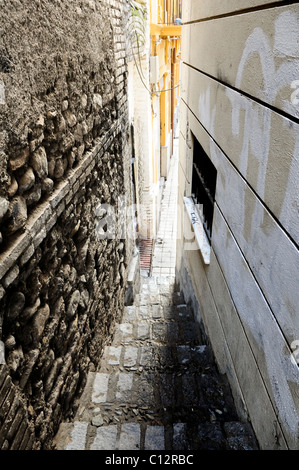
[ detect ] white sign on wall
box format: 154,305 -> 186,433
0,80 -> 5,105
0,340 -> 5,364
291,80 -> 299,106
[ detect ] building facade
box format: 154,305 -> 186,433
150,0 -> 182,179
127,0 -> 181,242
177,1 -> 299,450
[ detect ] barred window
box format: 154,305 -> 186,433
191,137 -> 217,244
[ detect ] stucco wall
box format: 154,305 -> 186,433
177,1 -> 299,450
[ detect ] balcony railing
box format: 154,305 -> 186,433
158,0 -> 182,25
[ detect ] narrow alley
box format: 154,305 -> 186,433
53,142 -> 258,452
0,0 -> 298,453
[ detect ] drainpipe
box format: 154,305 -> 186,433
171,47 -> 176,155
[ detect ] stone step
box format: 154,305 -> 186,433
54,421 -> 167,450
134,304 -> 197,324
110,322 -> 203,347
53,277 -> 258,451
54,419 -> 257,451
98,344 -> 215,372
71,367 -> 238,428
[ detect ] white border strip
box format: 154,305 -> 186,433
183,196 -> 211,265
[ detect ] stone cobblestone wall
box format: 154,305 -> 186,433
0,0 -> 134,450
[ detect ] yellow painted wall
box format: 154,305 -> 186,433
150,1 -> 181,176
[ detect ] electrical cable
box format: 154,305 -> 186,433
158,82 -> 181,93
130,40 -> 154,96
130,39 -> 181,97
134,30 -> 146,81
128,4 -> 182,98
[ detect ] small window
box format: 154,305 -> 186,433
191,137 -> 217,244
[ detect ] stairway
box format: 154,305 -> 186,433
53,277 -> 258,451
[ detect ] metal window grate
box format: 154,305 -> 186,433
191,138 -> 217,244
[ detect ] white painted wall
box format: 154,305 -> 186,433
177,1 -> 299,450
127,0 -> 161,239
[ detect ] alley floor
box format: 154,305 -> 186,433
53,141 -> 258,452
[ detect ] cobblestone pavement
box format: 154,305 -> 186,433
151,141 -> 178,278
53,277 -> 258,451
53,146 -> 258,451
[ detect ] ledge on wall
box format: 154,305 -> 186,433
183,196 -> 210,265
124,246 -> 140,306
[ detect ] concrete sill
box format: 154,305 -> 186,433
150,23 -> 182,37
183,197 -> 211,265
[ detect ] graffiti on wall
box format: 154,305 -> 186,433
196,10 -> 299,443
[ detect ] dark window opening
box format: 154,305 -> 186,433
191,137 -> 217,244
